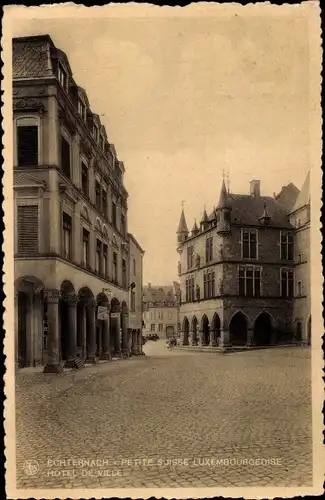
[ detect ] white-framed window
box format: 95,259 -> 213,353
15,116 -> 40,167
280,231 -> 294,260
280,268 -> 294,298
238,266 -> 261,297
241,229 -> 258,259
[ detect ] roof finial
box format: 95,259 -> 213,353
181,200 -> 185,209
226,170 -> 230,194
222,168 -> 225,182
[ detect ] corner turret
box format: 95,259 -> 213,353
177,208 -> 189,245
216,180 -> 231,235
191,219 -> 200,237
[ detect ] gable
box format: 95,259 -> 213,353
14,172 -> 47,189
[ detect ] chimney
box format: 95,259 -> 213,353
250,180 -> 261,198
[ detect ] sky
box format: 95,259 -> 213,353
9,4 -> 313,285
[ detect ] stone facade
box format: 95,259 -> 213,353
128,234 -> 145,354
142,283 -> 180,338
177,176 -> 311,349
13,35 -> 144,370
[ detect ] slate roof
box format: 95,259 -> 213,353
290,171 -> 310,213
228,194 -> 293,228
13,36 -> 53,79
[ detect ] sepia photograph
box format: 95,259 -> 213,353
2,2 -> 323,498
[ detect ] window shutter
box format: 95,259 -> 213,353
17,205 -> 39,255
17,126 -> 38,167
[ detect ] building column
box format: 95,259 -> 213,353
247,328 -> 254,347
210,330 -> 217,347
43,290 -> 63,373
66,294 -> 78,367
137,330 -> 142,355
131,330 -> 137,355
198,330 -> 203,347
101,319 -> 111,360
86,299 -> 97,363
219,328 -> 230,349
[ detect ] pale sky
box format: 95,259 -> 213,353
10,5 -> 312,285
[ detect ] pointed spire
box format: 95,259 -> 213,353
217,179 -> 230,209
192,219 -> 199,236
177,206 -> 189,234
201,207 -> 209,224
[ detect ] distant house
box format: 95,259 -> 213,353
142,283 -> 180,338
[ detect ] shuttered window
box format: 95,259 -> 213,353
17,126 -> 38,167
17,205 -> 39,255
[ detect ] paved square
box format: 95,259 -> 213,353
15,342 -> 312,489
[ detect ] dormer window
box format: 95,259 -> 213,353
100,135 -> 105,152
78,99 -> 87,122
93,124 -> 99,142
58,64 -> 68,91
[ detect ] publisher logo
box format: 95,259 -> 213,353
23,460 -> 40,476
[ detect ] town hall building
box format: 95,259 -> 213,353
176,174 -> 311,349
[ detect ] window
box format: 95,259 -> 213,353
159,324 -> 163,332
133,258 -> 136,276
81,162 -> 88,197
131,290 -> 136,312
58,65 -> 68,90
113,252 -> 118,283
17,124 -> 38,167
60,135 -> 71,179
242,230 -> 257,259
103,244 -> 108,277
187,245 -> 194,269
168,311 -> 172,320
185,276 -> 195,302
102,190 -> 107,216
82,228 -> 89,267
122,259 -> 127,288
281,269 -> 294,298
95,239 -> 102,274
205,236 -> 213,262
112,202 -> 117,227
158,311 -> 164,320
150,324 -> 155,332
121,214 -> 126,235
78,100 -> 86,121
239,267 -> 261,297
297,281 -> 302,296
17,205 -> 39,255
62,212 -> 72,260
281,231 -> 294,260
204,271 -> 215,299
93,124 -> 99,142
100,135 -> 105,152
95,181 -> 101,211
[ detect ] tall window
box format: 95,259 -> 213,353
81,162 -> 88,197
281,269 -> 294,298
58,65 -> 67,90
112,202 -> 117,227
239,267 -> 261,297
121,213 -> 126,235
131,290 -> 136,312
280,231 -> 294,260
103,244 -> 108,278
60,135 -> 71,179
17,123 -> 38,167
95,181 -> 101,211
204,271 -> 215,299
113,252 -> 118,283
297,281 -> 302,296
187,245 -> 194,269
102,190 -> 107,216
17,205 -> 39,256
205,236 -> 213,263
95,239 -> 102,274
93,124 -> 99,142
151,324 -> 155,332
62,212 -> 72,260
133,258 -> 136,276
185,276 -> 195,302
122,259 -> 127,288
82,228 -> 89,267
159,324 -> 163,332
78,100 -> 86,121
242,229 -> 257,259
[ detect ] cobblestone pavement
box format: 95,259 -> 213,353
15,342 -> 312,489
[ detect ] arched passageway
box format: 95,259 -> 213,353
182,317 -> 190,345
59,280 -> 76,363
121,301 -> 129,352
96,292 -> 110,359
229,312 -> 248,346
201,315 -> 210,346
191,316 -> 198,345
78,287 -> 95,362
110,298 -> 121,355
211,313 -> 221,346
253,312 -> 273,346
